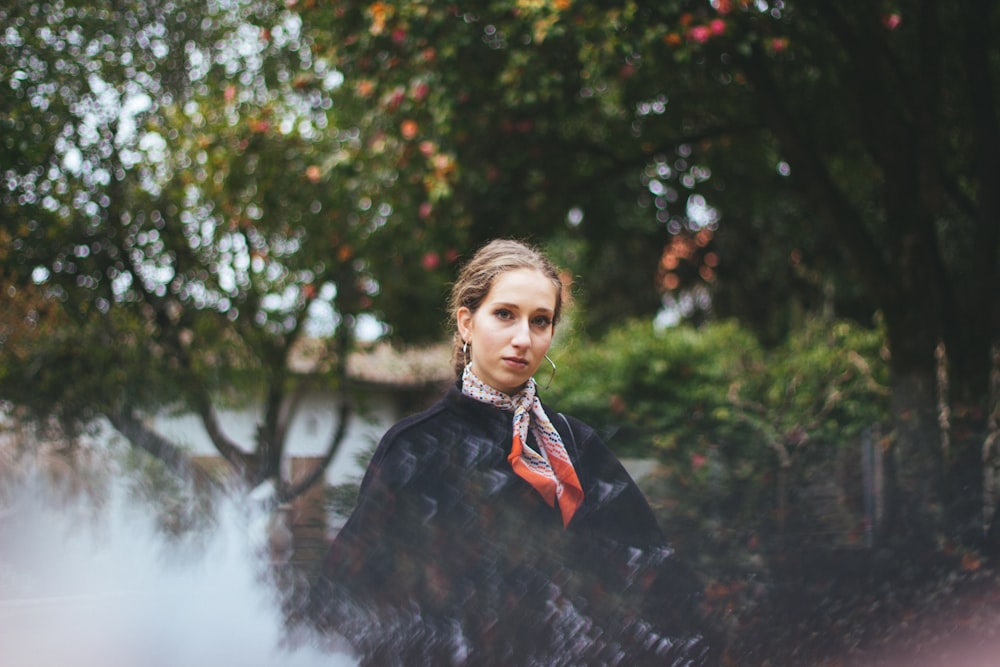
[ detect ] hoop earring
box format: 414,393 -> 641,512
463,341 -> 471,366
542,354 -> 556,390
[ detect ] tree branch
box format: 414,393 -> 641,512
283,389 -> 352,502
194,393 -> 253,473
107,406 -> 221,491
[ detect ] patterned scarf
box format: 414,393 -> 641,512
462,366 -> 584,527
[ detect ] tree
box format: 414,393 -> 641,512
0,0 -> 372,500
292,0 -> 999,544
677,0 -> 1000,542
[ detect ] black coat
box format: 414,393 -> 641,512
309,384 -> 714,666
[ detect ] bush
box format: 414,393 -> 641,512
547,316 -> 891,567
547,319 -> 760,459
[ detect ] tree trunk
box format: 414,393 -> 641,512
881,320 -> 944,548
982,344 -> 1000,553
886,374 -> 943,536
108,407 -> 221,492
955,0 -> 1000,407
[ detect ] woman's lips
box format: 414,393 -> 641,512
502,356 -> 529,369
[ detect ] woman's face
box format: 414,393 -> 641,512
457,267 -> 558,395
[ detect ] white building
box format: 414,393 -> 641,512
150,341 -> 455,487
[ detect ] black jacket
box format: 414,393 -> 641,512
310,384 -> 714,666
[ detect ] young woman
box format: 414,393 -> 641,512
309,239 -> 715,666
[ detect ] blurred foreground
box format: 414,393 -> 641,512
5,441 -> 1000,667
0,444 -> 354,667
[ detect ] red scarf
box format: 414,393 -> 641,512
462,367 -> 584,527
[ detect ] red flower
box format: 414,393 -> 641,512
770,37 -> 789,53
421,252 -> 440,270
412,82 -> 430,102
687,25 -> 711,43
386,88 -> 406,111
418,140 -> 436,157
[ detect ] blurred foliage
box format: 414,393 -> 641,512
288,1 -> 997,430
288,0 -> 995,542
0,297 -> 182,433
2,0 -> 996,540
547,319 -> 761,459
0,0 -> 375,491
5,0 -> 993,401
547,315 -> 891,554
545,316 -> 896,645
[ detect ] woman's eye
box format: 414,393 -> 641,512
532,316 -> 552,328
494,308 -> 513,320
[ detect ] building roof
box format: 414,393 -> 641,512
348,341 -> 454,387
289,338 -> 454,388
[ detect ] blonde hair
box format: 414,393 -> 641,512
448,239 -> 563,379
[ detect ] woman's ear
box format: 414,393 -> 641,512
456,307 -> 473,343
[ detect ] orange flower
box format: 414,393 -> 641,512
368,1 -> 392,35
400,119 -> 419,140
248,119 -> 270,133
961,552 -> 981,572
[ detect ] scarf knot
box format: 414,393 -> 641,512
462,366 -> 584,527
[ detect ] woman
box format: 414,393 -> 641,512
309,239 -> 714,666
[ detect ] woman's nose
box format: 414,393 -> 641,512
510,319 -> 531,346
